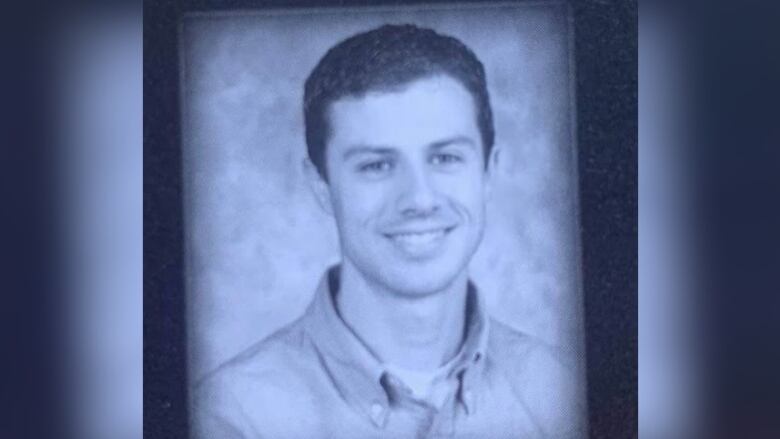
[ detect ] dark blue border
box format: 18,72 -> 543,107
144,0 -> 189,437
571,1 -> 637,437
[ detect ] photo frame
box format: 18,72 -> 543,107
144,1 -> 636,437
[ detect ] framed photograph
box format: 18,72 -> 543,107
144,1 -> 636,438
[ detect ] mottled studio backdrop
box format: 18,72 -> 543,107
181,3 -> 583,384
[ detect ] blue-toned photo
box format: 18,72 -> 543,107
180,4 -> 586,438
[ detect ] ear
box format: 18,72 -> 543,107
484,144 -> 503,201
303,158 -> 334,216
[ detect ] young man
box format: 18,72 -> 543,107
195,24 -> 583,438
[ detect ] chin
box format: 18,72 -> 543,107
376,259 -> 466,298
345,231 -> 482,297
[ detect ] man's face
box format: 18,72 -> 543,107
320,75 -> 492,297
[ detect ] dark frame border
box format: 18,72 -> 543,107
143,1 -> 637,437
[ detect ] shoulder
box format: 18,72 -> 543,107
487,318 -> 586,438
192,319 -> 320,438
202,318 -> 311,385
487,318 -> 576,373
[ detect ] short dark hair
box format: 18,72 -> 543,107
304,24 -> 495,179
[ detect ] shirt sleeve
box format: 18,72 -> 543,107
191,374 -> 255,439
523,344 -> 587,439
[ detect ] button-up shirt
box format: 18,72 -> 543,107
193,267 -> 585,438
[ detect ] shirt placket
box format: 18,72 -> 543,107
308,268 -> 491,437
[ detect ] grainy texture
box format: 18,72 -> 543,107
180,3 -> 584,383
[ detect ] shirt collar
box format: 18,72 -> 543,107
303,266 -> 489,426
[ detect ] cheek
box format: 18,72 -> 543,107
442,174 -> 487,215
331,179 -> 393,228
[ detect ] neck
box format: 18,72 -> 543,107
335,261 -> 469,371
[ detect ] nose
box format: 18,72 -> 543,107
396,165 -> 440,217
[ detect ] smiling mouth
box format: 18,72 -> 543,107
383,226 -> 456,253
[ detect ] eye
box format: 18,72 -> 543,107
431,153 -> 463,166
357,159 -> 393,174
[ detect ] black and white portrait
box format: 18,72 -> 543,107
179,3 -> 589,438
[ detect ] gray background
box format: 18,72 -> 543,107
181,3 -> 584,383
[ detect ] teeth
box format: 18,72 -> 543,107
391,230 -> 445,246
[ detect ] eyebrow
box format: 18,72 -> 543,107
341,135 -> 478,161
429,135 -> 478,151
342,146 -> 396,161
